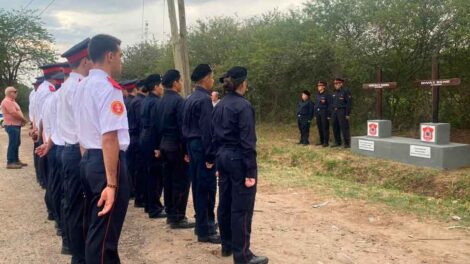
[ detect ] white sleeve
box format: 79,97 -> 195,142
99,88 -> 128,135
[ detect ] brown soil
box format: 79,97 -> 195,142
0,130 -> 469,264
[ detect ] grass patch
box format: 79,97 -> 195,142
257,123 -> 470,225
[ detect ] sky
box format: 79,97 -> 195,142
2,0 -> 303,54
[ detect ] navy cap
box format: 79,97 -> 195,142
218,66 -> 248,83
120,79 -> 138,91
61,38 -> 90,64
162,69 -> 181,88
136,79 -> 146,88
191,64 -> 212,82
32,76 -> 45,87
334,77 -> 345,83
39,62 -> 65,78
51,72 -> 65,81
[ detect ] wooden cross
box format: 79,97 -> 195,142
362,67 -> 398,119
415,55 -> 461,123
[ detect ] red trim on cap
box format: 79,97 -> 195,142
66,49 -> 89,64
122,83 -> 137,90
43,67 -> 63,75
63,67 -> 72,74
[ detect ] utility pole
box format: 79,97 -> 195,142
167,0 -> 191,96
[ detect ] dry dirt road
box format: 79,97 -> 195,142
0,130 -> 469,264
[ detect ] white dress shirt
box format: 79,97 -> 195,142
74,69 -> 129,151
34,80 -> 55,127
57,72 -> 83,144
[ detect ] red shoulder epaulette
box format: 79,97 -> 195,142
107,77 -> 122,90
49,85 -> 56,92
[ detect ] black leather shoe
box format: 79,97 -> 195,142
61,245 -> 72,255
221,248 -> 232,257
236,255 -> 269,264
149,211 -> 167,219
47,213 -> 54,221
170,218 -> 196,229
198,234 -> 221,244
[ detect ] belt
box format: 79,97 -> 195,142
64,143 -> 79,148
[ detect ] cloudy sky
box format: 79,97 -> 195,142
2,0 -> 303,54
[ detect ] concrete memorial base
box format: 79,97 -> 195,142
352,121 -> 470,170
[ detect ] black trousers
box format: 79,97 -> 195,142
143,147 -> 164,215
297,118 -> 311,144
316,109 -> 330,145
33,141 -> 41,186
45,145 -> 56,219
81,150 -> 129,264
188,139 -> 217,238
332,108 -> 350,146
37,139 -> 48,189
217,147 -> 257,264
62,144 -> 85,264
129,136 -> 146,204
51,146 -> 65,229
160,138 -> 190,223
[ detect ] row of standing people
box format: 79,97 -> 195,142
297,79 -> 353,148
29,34 -> 268,264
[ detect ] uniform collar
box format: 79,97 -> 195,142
69,72 -> 84,80
165,89 -> 178,95
227,91 -> 244,98
136,93 -> 145,98
195,86 -> 210,95
149,93 -> 159,98
89,69 -> 109,79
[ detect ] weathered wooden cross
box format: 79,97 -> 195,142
362,67 -> 398,119
415,55 -> 461,123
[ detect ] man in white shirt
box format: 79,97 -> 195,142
58,37 -> 92,264
74,34 -> 130,263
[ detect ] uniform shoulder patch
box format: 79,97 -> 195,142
107,77 -> 122,90
111,100 -> 125,116
49,85 -> 56,92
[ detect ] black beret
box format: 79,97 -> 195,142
144,74 -> 162,89
162,69 -> 181,88
218,66 -> 248,83
191,64 -> 213,82
334,77 -> 345,83
136,79 -> 146,88
302,90 -> 311,97
317,81 -> 327,86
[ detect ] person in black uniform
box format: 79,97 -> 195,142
182,64 -> 220,243
297,90 -> 314,145
314,81 -> 332,147
128,79 -> 148,207
121,80 -> 137,110
156,69 -> 194,229
331,77 -> 352,148
212,67 -> 269,264
140,74 -> 166,218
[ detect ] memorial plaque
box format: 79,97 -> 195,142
410,145 -> 431,159
359,140 -> 375,152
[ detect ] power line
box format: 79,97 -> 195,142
38,0 -> 56,16
22,0 -> 35,10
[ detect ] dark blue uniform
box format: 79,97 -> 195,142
156,89 -> 190,224
211,91 -> 258,263
182,86 -> 217,238
315,91 -> 332,146
140,92 -> 165,217
331,88 -> 352,147
128,93 -> 146,206
297,99 -> 314,145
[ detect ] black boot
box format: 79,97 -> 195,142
236,255 -> 269,264
198,234 -> 221,244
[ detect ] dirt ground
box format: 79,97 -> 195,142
0,130 -> 469,264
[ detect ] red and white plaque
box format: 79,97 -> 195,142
421,125 -> 436,143
368,122 -> 379,137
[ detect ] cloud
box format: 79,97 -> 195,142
1,0 -> 303,53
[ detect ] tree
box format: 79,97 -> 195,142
121,41 -> 173,80
0,9 -> 55,94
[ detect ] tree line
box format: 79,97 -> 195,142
122,0 -> 470,132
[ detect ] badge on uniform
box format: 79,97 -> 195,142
111,100 -> 125,116
49,85 -> 56,92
